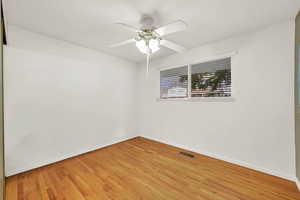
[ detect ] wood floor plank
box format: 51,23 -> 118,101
5,137 -> 300,200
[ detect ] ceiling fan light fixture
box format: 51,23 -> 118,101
149,39 -> 160,53
136,39 -> 160,54
136,39 -> 148,54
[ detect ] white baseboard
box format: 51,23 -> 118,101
141,135 -> 296,182
6,136 -> 137,176
295,177 -> 300,191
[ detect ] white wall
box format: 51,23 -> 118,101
4,26 -> 138,176
137,20 -> 296,180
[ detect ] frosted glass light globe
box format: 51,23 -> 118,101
136,39 -> 160,54
136,39 -> 148,54
149,39 -> 160,53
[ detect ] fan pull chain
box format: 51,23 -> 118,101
146,53 -> 150,76
146,46 -> 151,77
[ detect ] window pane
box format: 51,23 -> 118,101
191,58 -> 231,97
160,66 -> 188,99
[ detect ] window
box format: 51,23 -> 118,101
159,57 -> 231,99
191,58 -> 231,97
160,66 -> 188,99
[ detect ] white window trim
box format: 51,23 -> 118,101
157,97 -> 235,102
158,51 -> 237,102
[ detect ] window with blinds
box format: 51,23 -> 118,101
159,57 -> 231,99
160,66 -> 188,99
191,58 -> 231,97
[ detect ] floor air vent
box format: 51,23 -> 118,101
179,152 -> 195,158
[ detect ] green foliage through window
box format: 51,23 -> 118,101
191,69 -> 231,97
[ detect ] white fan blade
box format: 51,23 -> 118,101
155,20 -> 187,36
115,23 -> 140,32
160,40 -> 186,52
110,38 -> 136,48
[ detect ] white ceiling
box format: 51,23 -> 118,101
4,0 -> 300,63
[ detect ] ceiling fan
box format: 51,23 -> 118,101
110,16 -> 188,74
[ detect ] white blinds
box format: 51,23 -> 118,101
191,58 -> 231,97
160,66 -> 188,99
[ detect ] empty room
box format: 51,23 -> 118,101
1,0 -> 300,199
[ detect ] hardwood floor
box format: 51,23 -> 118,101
5,137 -> 300,200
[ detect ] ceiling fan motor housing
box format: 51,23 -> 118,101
140,15 -> 156,30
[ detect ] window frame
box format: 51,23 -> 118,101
158,51 -> 237,102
